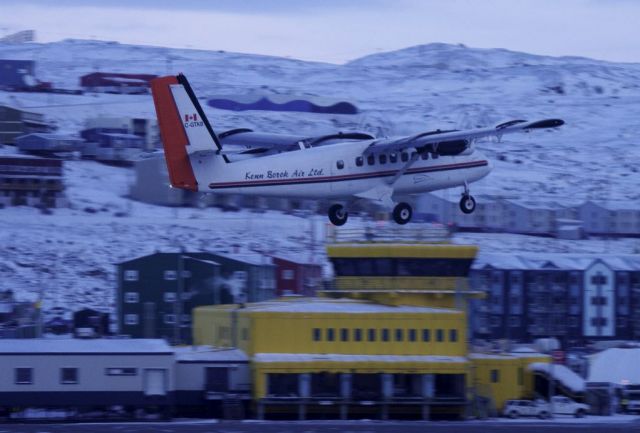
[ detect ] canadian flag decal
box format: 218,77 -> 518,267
185,113 -> 198,122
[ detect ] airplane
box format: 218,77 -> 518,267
150,74 -> 564,226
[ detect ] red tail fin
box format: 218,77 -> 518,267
150,76 -> 198,192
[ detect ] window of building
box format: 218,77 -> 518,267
590,317 -> 608,327
124,292 -> 139,303
389,153 -> 398,163
367,155 -> 375,165
234,271 -> 248,281
164,292 -> 177,303
124,314 -> 138,325
568,316 -> 578,327
379,154 -> 387,164
509,316 -> 520,327
367,328 -> 376,341
327,328 -> 335,341
163,270 -> 177,280
408,329 -> 417,342
106,368 -> 137,376
436,329 -> 444,342
336,160 -> 344,170
591,274 -> 607,285
590,296 -> 607,306
401,152 -> 409,162
312,328 -> 321,341
449,329 -> 458,342
60,368 -> 78,384
354,328 -> 362,342
395,329 -> 404,341
181,270 -> 192,279
164,314 -> 176,324
124,270 -> 139,281
340,328 -> 349,342
15,368 -> 32,384
422,329 -> 430,342
618,317 -> 626,327
381,328 -> 390,342
517,368 -> 524,386
490,369 -> 500,383
355,156 -> 363,167
282,269 -> 294,280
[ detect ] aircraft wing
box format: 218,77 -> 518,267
363,119 -> 564,155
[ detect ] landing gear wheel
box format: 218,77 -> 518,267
328,204 -> 348,226
392,202 -> 412,225
459,194 -> 476,214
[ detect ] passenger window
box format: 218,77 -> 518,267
421,152 -> 429,160
411,152 -> 418,160
395,329 -> 403,341
390,153 -> 398,163
336,160 -> 344,170
367,328 -> 376,341
379,154 -> 387,164
367,155 -> 375,165
401,152 -> 409,162
381,329 -> 390,342
355,156 -> 363,167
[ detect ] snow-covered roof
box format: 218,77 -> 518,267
254,353 -> 467,364
528,362 -> 585,392
588,348 -> 640,385
16,133 -> 82,141
100,133 -> 143,139
211,252 -> 274,266
0,338 -> 172,354
270,253 -> 320,265
175,346 -> 248,363
233,298 -> 458,314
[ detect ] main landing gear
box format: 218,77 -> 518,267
459,182 -> 476,214
328,204 -> 348,226
392,202 -> 412,225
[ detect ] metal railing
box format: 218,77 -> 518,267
327,224 -> 451,244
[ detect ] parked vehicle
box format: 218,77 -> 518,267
503,400 -> 550,419
550,396 -> 589,417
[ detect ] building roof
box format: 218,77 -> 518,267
16,133 -> 82,141
224,297 -> 459,314
473,252 -> 640,271
270,253 -> 321,266
100,133 -> 144,139
253,353 -> 467,364
211,252 -> 274,266
0,338 -> 172,354
174,346 -> 248,363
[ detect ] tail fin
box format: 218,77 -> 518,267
150,74 -> 226,192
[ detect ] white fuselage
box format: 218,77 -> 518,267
191,140 -> 491,200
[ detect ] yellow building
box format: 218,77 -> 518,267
193,228 -> 548,419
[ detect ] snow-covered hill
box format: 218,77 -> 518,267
1,40 -> 639,318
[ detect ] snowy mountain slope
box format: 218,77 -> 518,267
1,40 -> 640,318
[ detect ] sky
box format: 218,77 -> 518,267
1,0 -> 639,64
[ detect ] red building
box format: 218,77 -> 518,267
271,255 -> 322,297
80,73 -> 157,94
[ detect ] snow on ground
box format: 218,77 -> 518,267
1,40 -> 640,319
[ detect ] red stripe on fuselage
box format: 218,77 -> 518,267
208,160 -> 488,190
150,76 -> 198,192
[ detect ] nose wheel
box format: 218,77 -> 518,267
328,204 -> 348,226
459,194 -> 476,214
392,202 -> 412,225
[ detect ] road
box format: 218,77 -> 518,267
1,419 -> 639,433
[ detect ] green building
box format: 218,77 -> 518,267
116,252 -> 276,344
